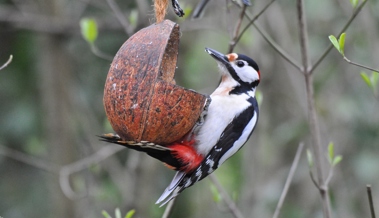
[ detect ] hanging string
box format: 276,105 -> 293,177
154,0 -> 168,23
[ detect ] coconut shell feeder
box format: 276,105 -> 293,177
103,19 -> 208,145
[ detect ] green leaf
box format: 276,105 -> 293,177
338,33 -> 346,56
80,18 -> 98,44
350,0 -> 359,8
360,72 -> 373,89
102,210 -> 112,218
182,6 -> 193,19
333,155 -> 343,166
210,184 -> 222,203
128,10 -> 138,27
371,72 -> 378,94
255,90 -> 263,106
125,209 -> 136,218
328,142 -> 334,164
328,35 -> 340,54
115,208 -> 121,218
306,149 -> 313,168
371,72 -> 379,87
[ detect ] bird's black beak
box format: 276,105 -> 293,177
205,48 -> 230,66
205,47 -> 244,85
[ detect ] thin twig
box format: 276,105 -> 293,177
191,0 -> 211,19
297,0 -> 311,75
90,44 -> 114,61
0,55 -> 13,71
367,185 -> 376,218
162,196 -> 177,218
234,4 -> 302,71
309,170 -> 320,189
273,143 -> 304,218
297,0 -> 332,217
305,73 -> 333,218
310,0 -> 368,74
297,0 -> 317,182
232,0 -> 277,50
209,174 -> 245,218
253,23 -> 302,71
324,166 -> 334,187
0,145 -> 60,174
228,4 -> 247,53
343,56 -> 379,73
59,145 -> 125,200
224,0 -> 233,40
0,6 -> 128,35
105,0 -> 133,36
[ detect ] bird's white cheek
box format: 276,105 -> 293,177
239,67 -> 259,83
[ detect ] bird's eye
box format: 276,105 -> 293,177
236,61 -> 245,67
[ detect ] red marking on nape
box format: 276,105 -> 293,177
258,70 -> 261,78
167,139 -> 203,173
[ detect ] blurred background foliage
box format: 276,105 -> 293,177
0,0 -> 378,217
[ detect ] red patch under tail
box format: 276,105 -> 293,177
167,137 -> 203,173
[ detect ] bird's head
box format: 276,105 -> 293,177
205,48 -> 260,90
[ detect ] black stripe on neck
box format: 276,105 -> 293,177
229,84 -> 257,96
225,65 -> 249,87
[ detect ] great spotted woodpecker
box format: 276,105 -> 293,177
100,48 -> 260,206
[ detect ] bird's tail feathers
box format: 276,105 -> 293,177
98,133 -> 170,151
156,171 -> 186,206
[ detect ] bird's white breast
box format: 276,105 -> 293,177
194,92 -> 252,156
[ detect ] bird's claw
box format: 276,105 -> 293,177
171,0 -> 185,17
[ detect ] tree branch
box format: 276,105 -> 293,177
324,166 -> 334,187
228,4 -> 247,53
0,145 -> 60,174
104,0 -> 133,36
297,0 -> 332,217
310,0 -> 368,74
90,44 -> 114,61
59,145 -> 125,200
273,143 -> 304,218
209,174 -> 245,218
231,0 -> 277,51
0,6 -> 125,35
162,196 -> 177,218
367,185 -> 376,218
297,0 -> 311,75
343,56 -> 379,73
234,4 -> 302,71
309,170 -> 320,189
253,22 -> 302,72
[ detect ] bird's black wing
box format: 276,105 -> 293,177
156,97 -> 258,206
180,97 -> 259,189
